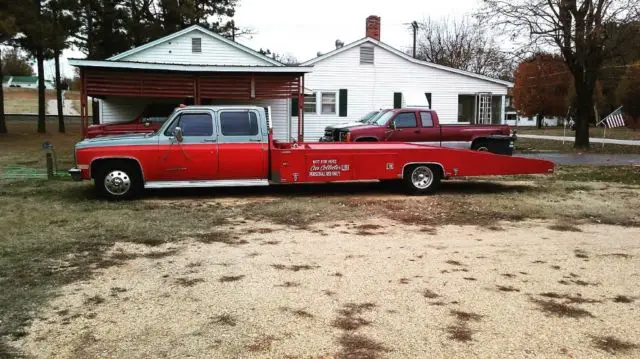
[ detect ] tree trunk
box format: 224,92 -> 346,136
536,114 -> 543,129
574,84 -> 593,149
37,47 -> 46,133
0,47 -> 7,134
54,52 -> 65,133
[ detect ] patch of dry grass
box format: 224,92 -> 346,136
218,275 -> 245,283
548,224 -> 583,232
175,278 -> 205,287
337,334 -> 389,359
591,335 -> 639,355
530,298 -> 594,318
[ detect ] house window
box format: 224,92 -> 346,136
192,38 -> 202,53
360,46 -> 374,64
321,92 -> 337,114
304,93 -> 317,113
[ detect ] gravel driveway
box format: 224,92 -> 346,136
16,219 -> 640,358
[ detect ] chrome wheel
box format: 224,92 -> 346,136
477,146 -> 489,152
104,170 -> 132,196
411,166 -> 434,189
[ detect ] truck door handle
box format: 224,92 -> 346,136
414,130 -> 421,134
249,138 -> 262,142
203,138 -> 217,142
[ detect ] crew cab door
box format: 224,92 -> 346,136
157,110 -> 218,181
216,109 -> 268,180
386,111 -> 423,142
416,111 -> 441,145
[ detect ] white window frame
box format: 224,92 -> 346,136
304,90 -> 339,116
320,91 -> 337,115
304,93 -> 317,114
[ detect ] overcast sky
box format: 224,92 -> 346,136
50,0 -> 480,78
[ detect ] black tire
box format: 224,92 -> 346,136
94,161 -> 142,200
472,140 -> 490,152
403,165 -> 442,195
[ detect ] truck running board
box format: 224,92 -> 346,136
145,179 -> 269,189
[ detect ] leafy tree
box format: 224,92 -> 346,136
513,53 -> 572,128
617,62 -> 640,119
414,16 -> 514,81
1,49 -> 33,76
0,5 -> 18,134
480,0 -> 640,149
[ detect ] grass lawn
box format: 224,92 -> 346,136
516,138 -> 640,155
2,120 -> 640,357
2,88 -> 89,115
517,126 -> 640,141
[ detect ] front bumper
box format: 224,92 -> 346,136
68,168 -> 83,181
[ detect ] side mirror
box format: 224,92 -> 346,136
143,121 -> 151,127
390,121 -> 397,130
174,127 -> 184,143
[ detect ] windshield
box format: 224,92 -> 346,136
373,111 -> 395,126
359,111 -> 379,123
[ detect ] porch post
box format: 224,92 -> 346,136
298,76 -> 304,142
194,76 -> 201,105
80,68 -> 88,138
500,95 -> 506,125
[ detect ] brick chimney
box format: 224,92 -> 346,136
366,15 -> 381,41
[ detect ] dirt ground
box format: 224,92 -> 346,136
14,217 -> 640,359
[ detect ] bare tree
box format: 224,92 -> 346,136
479,0 -> 640,149
414,16 -> 515,80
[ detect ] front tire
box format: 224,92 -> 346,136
94,162 -> 142,200
403,165 -> 442,195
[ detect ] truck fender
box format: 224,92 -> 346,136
401,162 -> 447,179
90,157 -> 146,182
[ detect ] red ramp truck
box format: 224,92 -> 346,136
68,106 -> 554,199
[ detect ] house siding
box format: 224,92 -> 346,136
118,31 -> 273,66
298,43 -> 510,142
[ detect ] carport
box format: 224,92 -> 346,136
69,59 -> 312,141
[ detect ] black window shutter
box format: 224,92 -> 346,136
291,97 -> 299,117
393,92 -> 402,109
339,89 -> 348,117
425,93 -> 432,109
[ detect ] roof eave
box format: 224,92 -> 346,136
68,59 -> 313,74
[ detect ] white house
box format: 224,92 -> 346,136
2,76 -> 55,89
296,16 -> 513,141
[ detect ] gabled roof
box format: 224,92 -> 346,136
302,38 -> 513,87
10,76 -> 39,84
108,25 -> 283,66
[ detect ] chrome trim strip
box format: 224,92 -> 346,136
145,179 -> 269,189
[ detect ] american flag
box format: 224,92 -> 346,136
600,107 -> 626,128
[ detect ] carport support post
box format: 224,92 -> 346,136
80,68 -> 88,138
298,76 -> 304,142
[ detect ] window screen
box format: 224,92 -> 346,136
220,111 -> 259,136
192,38 -> 202,53
321,92 -> 336,114
420,112 -> 434,127
165,113 -> 213,136
394,113 -> 418,128
304,93 -> 317,113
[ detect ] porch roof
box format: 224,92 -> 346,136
68,59 -> 313,74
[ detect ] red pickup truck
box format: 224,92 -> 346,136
68,105 -> 553,200
322,108 -> 515,155
86,103 -> 178,138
